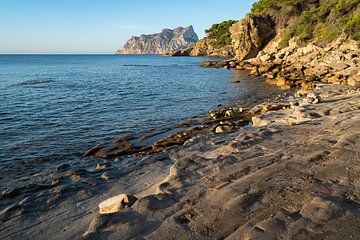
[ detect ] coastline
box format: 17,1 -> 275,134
2,73 -> 360,239
1,35 -> 360,239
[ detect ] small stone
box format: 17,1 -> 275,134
98,194 -> 138,214
100,172 -> 112,181
281,84 -> 291,90
96,162 -> 111,170
301,81 -> 313,90
214,122 -> 235,134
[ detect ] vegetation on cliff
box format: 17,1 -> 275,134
204,20 -> 238,47
251,0 -> 360,47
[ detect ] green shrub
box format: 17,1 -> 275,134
205,20 -> 238,47
275,0 -> 360,47
345,10 -> 360,39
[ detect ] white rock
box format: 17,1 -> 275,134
98,194 -> 137,214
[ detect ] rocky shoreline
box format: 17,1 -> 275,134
202,35 -> 360,89
82,84 -> 360,240
2,32 -> 360,240
2,72 -> 360,239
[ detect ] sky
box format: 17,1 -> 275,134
0,0 -> 257,54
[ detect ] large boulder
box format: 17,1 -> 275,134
230,15 -> 276,61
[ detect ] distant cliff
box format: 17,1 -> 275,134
165,20 -> 237,57
117,26 -> 198,54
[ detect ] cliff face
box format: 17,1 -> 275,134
229,0 -> 359,61
117,26 -> 198,54
230,15 -> 275,61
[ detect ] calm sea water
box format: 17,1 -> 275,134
0,55 -> 278,169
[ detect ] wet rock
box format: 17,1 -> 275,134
235,65 -> 243,70
202,61 -> 212,67
250,66 -> 260,76
84,145 -> 103,157
213,122 -> 235,134
99,194 -> 138,214
67,169 -> 88,181
94,147 -> 117,159
100,172 -> 112,181
96,162 -> 112,171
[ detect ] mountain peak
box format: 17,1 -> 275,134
117,26 -> 199,54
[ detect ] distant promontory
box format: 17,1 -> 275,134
116,26 -> 198,54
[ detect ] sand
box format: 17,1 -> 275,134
1,84 -> 360,240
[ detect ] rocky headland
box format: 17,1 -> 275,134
117,26 -> 198,55
1,0 -> 360,239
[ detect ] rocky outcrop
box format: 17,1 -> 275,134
162,47 -> 193,56
230,15 -> 276,61
117,26 -> 198,55
190,37 -> 234,57
203,35 -> 360,88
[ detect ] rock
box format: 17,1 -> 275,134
303,93 -> 321,104
164,47 -> 193,56
329,61 -> 349,71
94,147 -> 116,159
250,66 -> 260,76
190,37 -> 234,57
98,194 -> 138,214
281,84 -> 292,90
267,76 -> 288,87
96,162 -> 112,171
300,197 -> 343,222
83,214 -> 109,237
213,122 -> 235,134
230,15 -> 275,61
348,75 -> 360,88
100,171 -> 113,181
84,145 -> 103,157
202,61 -> 212,67
117,26 -> 198,54
301,81 -> 313,90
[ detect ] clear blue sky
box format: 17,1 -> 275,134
0,0 -> 257,54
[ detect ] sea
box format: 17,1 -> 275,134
0,54 -> 280,187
